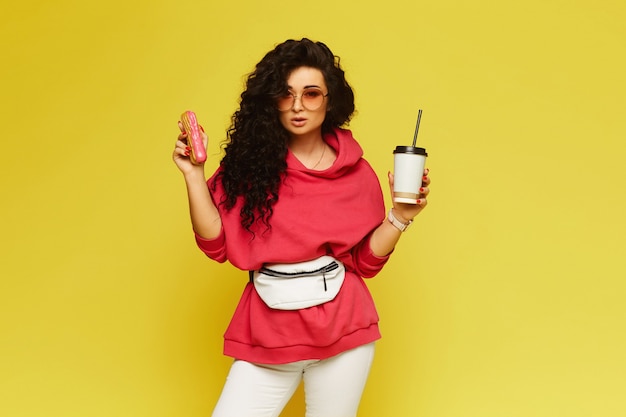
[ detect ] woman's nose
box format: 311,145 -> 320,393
292,95 -> 304,111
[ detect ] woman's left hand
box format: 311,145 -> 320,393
387,169 -> 430,223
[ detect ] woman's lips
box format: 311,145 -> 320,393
291,117 -> 307,127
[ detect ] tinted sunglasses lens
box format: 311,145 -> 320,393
302,89 -> 324,110
277,94 -> 293,111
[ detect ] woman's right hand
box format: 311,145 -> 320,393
172,121 -> 208,175
172,120 -> 222,239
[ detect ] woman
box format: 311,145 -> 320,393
173,38 -> 430,417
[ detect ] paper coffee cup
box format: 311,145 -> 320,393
393,146 -> 428,204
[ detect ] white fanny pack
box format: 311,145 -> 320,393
252,255 -> 345,310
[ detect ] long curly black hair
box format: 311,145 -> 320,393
213,38 -> 356,233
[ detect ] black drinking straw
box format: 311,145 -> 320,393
412,109 -> 423,147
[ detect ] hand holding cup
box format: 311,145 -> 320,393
388,168 -> 430,223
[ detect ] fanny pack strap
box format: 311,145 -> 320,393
250,261 -> 339,291
248,260 -> 339,279
259,261 -> 339,277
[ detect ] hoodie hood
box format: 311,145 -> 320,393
285,128 -> 364,179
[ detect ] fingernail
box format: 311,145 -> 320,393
186,146 -> 191,151
419,187 -> 425,193
184,150 -> 190,156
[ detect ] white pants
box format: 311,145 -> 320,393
212,343 -> 375,417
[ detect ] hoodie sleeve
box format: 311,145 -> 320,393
350,232 -> 391,278
194,228 -> 227,263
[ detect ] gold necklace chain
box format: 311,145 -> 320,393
310,143 -> 326,169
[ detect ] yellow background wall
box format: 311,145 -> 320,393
1,0 -> 625,416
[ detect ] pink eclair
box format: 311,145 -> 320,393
180,111 -> 207,165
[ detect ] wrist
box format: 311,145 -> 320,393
391,208 -> 413,224
388,209 -> 412,232
183,166 -> 206,182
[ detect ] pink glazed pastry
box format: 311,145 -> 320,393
180,110 -> 207,165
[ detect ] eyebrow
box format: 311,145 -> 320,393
287,84 -> 322,90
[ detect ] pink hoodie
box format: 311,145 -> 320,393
195,128 -> 389,364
